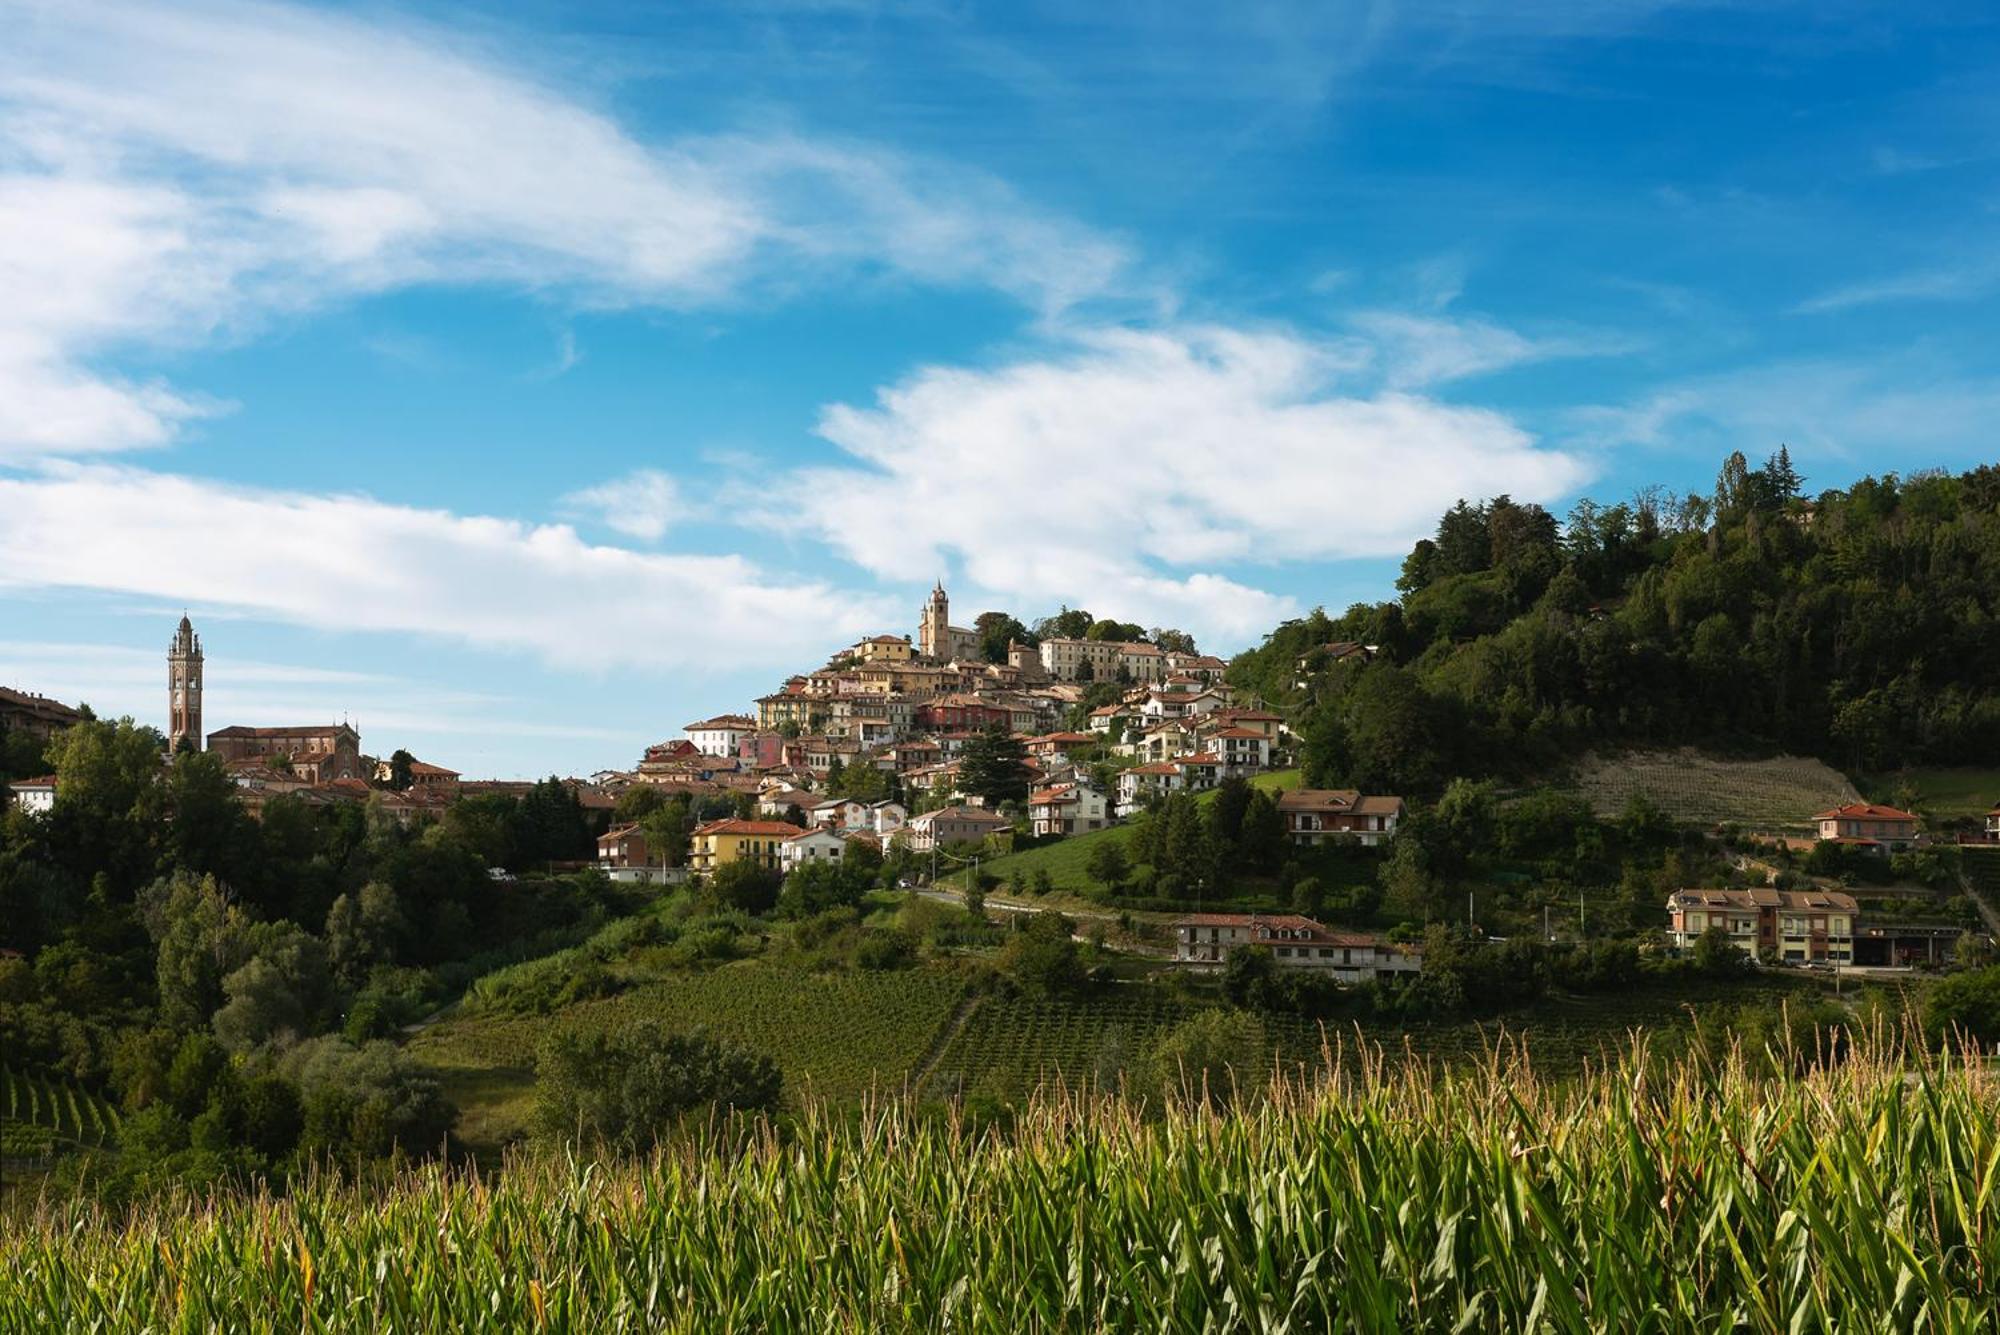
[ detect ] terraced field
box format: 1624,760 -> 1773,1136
1574,749 -> 1859,828
409,960 -> 971,1147
2,1065 -> 122,1158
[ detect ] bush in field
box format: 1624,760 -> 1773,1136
1142,1009 -> 1267,1108
998,912 -> 1085,997
534,1022 -> 782,1151
1924,966 -> 2000,1047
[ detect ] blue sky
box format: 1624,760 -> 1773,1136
1,0 -> 1997,777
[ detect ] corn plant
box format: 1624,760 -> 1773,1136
10,1027 -> 2000,1330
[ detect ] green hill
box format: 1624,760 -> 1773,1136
976,769 -> 1301,897
1228,457 -> 2000,801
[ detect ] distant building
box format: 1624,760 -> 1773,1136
780,825 -> 847,873
206,723 -> 364,783
904,805 -> 1012,853
1988,803 -> 2000,843
1027,782 -> 1109,838
1172,913 -> 1418,982
685,714 -> 757,757
0,686 -> 83,741
918,584 -> 981,661
1277,789 -> 1403,847
1667,887 -> 1858,965
1813,803 -> 1919,852
167,615 -> 203,753
688,819 -> 800,873
4,774 -> 57,816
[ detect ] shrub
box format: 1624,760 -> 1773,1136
534,1023 -> 782,1152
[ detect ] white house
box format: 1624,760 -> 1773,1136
1027,782 -> 1110,838
810,796 -> 870,832
1116,761 -> 1185,816
685,714 -> 758,757
1206,727 -> 1272,777
5,774 -> 56,816
780,826 -> 848,873
1173,913 -> 1419,982
868,800 -> 909,836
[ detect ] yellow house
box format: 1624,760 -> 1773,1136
689,819 -> 801,873
757,688 -> 830,734
852,634 -> 916,664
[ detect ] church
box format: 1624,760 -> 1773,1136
918,582 -> 981,661
168,616 -> 365,782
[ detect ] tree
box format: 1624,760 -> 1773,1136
958,723 -> 1030,808
999,911 -> 1086,996
1143,1010 -> 1266,1109
387,749 -> 416,792
284,1036 -> 456,1160
1691,924 -> 1747,976
706,859 -> 780,914
1035,606 -> 1094,641
1151,628 -> 1197,655
1085,840 -> 1129,896
534,1023 -> 781,1151
1923,966 -> 2000,1047
142,872 -> 255,1032
975,612 -> 1031,664
212,923 -> 337,1053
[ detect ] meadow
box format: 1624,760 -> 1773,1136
7,1032 -> 1998,1331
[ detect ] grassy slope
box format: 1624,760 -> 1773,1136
976,768 -> 1302,897
1572,749 -> 1859,829
1859,767 -> 2000,821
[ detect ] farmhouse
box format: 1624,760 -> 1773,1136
4,774 -> 57,815
1813,803 -> 1919,852
1665,887 -> 1857,965
904,805 -> 1012,853
780,825 -> 848,873
1276,789 -> 1403,847
1172,913 -> 1419,982
1026,782 -> 1110,838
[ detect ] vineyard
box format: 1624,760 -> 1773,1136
1573,748 -> 1859,828
921,976 -> 1816,1103
2,1065 -> 122,1158
409,961 -> 972,1145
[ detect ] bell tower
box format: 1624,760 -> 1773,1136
168,615 -> 202,753
920,581 -> 949,659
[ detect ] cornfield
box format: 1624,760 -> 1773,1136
9,1030 -> 2000,1331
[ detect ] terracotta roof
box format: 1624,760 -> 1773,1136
1212,727 -> 1268,739
684,715 -> 756,731
1278,788 -> 1361,812
913,805 -> 1011,825
783,826 -> 843,843
1813,803 -> 1918,822
694,819 -> 806,838
1671,887 -> 1858,912
7,774 -> 57,788
1126,762 -> 1184,776
1173,912 -> 1382,948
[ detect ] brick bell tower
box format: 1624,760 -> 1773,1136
167,615 -> 203,753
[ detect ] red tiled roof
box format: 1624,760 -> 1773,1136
1813,803 -> 1917,823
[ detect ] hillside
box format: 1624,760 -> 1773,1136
1572,749 -> 1860,829
975,769 -> 1302,898
1229,457 -> 2000,801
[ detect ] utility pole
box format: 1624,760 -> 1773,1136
1544,904 -> 1551,942
1578,888 -> 1586,938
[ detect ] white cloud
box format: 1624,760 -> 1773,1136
0,465 -> 894,672
0,0 -> 1132,462
774,324 -> 1592,643
562,469 -> 683,542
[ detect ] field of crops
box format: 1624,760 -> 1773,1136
1863,768 -> 2000,820
13,1036 -> 2000,1330
2,1065 -> 122,1157
1573,748 -> 1859,828
408,961 -> 971,1145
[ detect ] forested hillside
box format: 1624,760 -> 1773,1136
1229,452 -> 2000,799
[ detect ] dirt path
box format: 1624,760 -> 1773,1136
908,990 -> 984,1101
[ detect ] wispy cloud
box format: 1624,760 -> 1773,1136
0,0 -> 1133,463
0,465 -> 894,672
561,469 -> 682,542
1794,260 -> 2000,314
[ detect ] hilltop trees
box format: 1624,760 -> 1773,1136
1237,456 -> 2000,796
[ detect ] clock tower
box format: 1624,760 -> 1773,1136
168,615 -> 203,754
